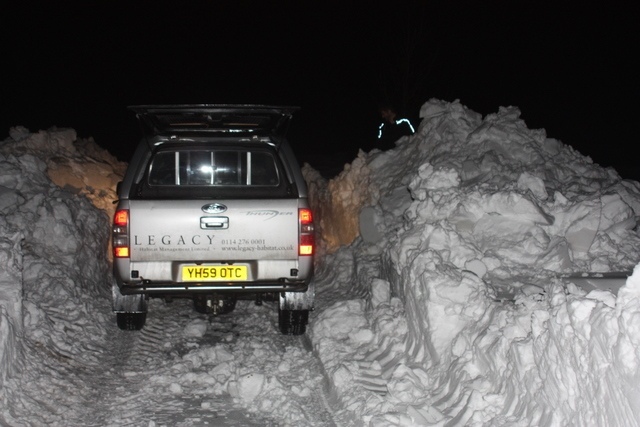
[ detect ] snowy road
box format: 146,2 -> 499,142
93,299 -> 338,426
10,296 -> 338,426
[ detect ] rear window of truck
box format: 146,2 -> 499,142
133,146 -> 296,199
149,149 -> 280,187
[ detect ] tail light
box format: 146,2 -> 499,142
113,209 -> 130,258
299,208 -> 314,256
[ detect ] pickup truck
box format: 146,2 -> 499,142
111,105 -> 314,335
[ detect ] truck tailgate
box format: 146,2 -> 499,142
129,199 -> 299,262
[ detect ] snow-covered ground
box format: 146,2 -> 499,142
2,99 -> 640,426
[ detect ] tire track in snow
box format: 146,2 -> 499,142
71,320 -> 155,426
73,300 -> 265,426
18,294 -> 340,426
68,298 -> 337,426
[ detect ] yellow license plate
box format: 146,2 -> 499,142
182,265 -> 247,282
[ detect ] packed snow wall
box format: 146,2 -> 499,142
0,127 -> 124,390
304,99 -> 640,425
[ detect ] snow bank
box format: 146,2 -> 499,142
7,126 -> 127,218
0,127 -> 116,421
305,99 -> 640,426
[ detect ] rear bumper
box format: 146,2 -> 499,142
114,259 -> 313,285
118,280 -> 309,295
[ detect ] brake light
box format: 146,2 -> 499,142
114,209 -> 128,227
299,208 -> 314,256
113,209 -> 130,258
300,209 -> 312,224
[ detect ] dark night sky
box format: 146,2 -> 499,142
2,2 -> 638,179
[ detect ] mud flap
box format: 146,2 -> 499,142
112,278 -> 148,313
279,281 -> 315,311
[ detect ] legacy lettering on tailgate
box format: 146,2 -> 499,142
134,234 -> 215,246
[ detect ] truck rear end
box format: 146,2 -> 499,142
112,105 -> 314,334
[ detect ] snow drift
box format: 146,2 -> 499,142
0,127 -> 124,424
305,99 -> 640,425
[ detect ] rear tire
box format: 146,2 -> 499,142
116,312 -> 147,330
278,309 -> 309,335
